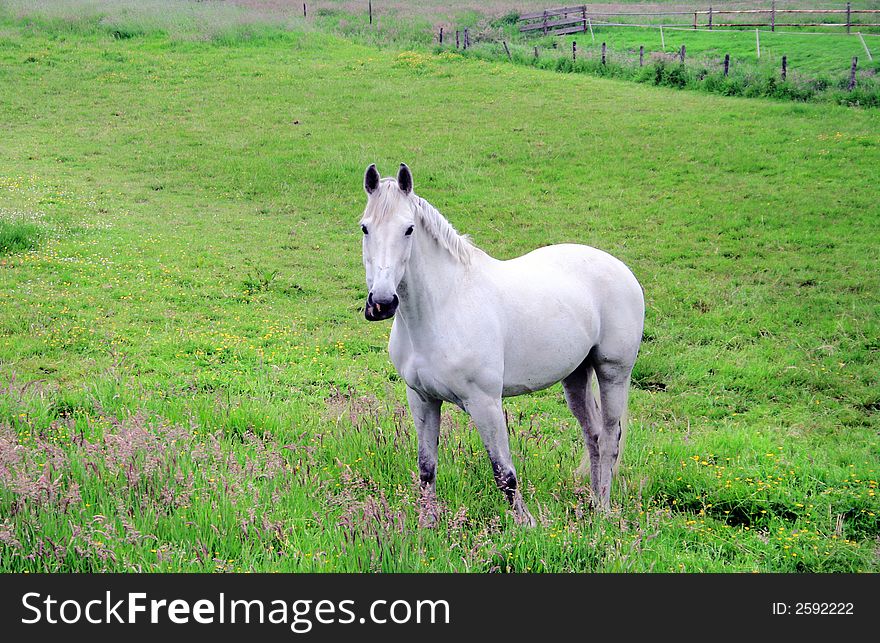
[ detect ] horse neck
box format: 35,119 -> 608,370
396,222 -> 468,328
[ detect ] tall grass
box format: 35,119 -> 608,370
0,0 -> 310,42
0,221 -> 41,255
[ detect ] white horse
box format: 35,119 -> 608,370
360,164 -> 644,525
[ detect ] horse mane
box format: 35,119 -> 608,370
367,178 -> 477,265
413,195 -> 476,265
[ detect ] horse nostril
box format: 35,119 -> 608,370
371,293 -> 397,307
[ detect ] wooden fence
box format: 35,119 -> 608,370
519,4 -> 880,34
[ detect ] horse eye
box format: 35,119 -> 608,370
405,225 -> 414,236
361,224 -> 368,235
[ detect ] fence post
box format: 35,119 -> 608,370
680,44 -> 686,63
582,6 -> 587,33
781,55 -> 787,81
456,30 -> 460,48
639,45 -> 644,67
756,29 -> 760,59
858,33 -> 873,61
693,12 -> 697,30
439,27 -> 443,44
534,46 -> 539,59
504,41 -> 512,60
369,0 -> 372,25
464,28 -> 469,49
723,53 -> 730,76
771,0 -> 776,32
846,2 -> 851,34
303,3 -> 307,18
709,7 -> 713,31
602,42 -> 606,65
542,10 -> 548,35
848,56 -> 858,90
573,41 -> 577,61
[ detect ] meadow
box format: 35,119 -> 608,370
0,4 -> 878,572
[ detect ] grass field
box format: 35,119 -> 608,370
0,7 -> 878,572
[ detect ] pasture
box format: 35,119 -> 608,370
518,25 -> 878,76
0,7 -> 878,572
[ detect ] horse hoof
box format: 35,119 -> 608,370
594,497 -> 612,514
418,500 -> 439,528
419,510 -> 439,529
513,509 -> 537,528
574,453 -> 591,479
418,496 -> 439,528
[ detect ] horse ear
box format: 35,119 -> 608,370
397,163 -> 412,194
364,164 -> 380,195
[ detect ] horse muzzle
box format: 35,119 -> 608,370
364,293 -> 399,321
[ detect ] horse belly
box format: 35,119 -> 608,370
500,306 -> 597,396
490,243 -> 642,397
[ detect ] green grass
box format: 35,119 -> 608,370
0,12 -> 878,572
0,220 -> 41,254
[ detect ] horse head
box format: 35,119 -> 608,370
360,163 -> 416,321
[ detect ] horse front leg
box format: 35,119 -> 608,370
464,394 -> 536,527
406,386 -> 442,527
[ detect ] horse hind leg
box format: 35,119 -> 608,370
593,358 -> 634,510
562,362 -> 601,498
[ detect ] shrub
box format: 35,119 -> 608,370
773,81 -> 814,102
721,76 -> 745,96
702,72 -> 725,94
833,87 -> 880,108
651,60 -> 689,88
554,57 -> 573,73
491,12 -> 520,28
810,77 -> 831,92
